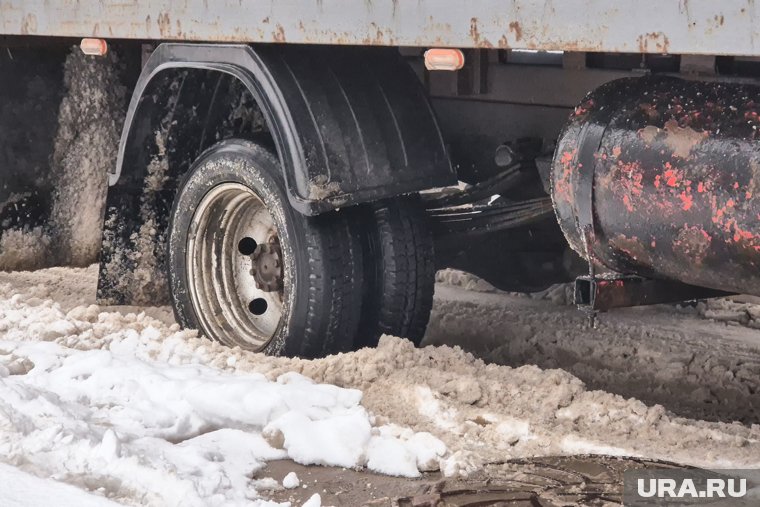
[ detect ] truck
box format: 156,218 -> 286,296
1,1 -> 759,358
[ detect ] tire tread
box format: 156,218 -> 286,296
356,195 -> 435,348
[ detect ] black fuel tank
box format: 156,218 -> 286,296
552,77 -> 760,295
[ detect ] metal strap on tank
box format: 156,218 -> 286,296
573,120 -> 607,326
573,120 -> 607,255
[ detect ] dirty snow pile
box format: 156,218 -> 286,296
2,266 -> 760,505
0,340 -> 441,504
0,269 -> 445,506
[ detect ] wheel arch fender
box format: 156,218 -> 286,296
112,43 -> 455,215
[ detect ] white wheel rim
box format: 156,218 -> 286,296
186,182 -> 285,349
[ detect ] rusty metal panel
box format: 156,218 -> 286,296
2,1 -> 760,55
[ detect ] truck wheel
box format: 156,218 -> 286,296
167,140 -> 363,358
355,196 -> 435,348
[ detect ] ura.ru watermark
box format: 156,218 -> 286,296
637,477 -> 745,499
624,469 -> 759,506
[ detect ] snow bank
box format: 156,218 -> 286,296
0,269 -> 446,506
1,338 -> 424,505
0,461 -> 122,507
426,282 -> 760,426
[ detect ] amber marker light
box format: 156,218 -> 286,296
80,38 -> 108,56
424,48 -> 465,71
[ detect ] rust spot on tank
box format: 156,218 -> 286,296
679,191 -> 694,210
638,103 -> 660,120
663,163 -> 681,187
509,21 -> 523,41
638,126 -> 658,146
465,19 -> 494,48
674,226 -> 712,265
273,24 -> 286,42
607,159 -> 645,212
157,12 -> 171,37
498,35 -> 509,48
469,17 -> 481,46
360,24 -> 389,45
610,234 -> 649,263
553,148 -> 578,201
573,99 -> 595,119
731,223 -> 757,243
637,32 -> 670,53
19,13 -> 37,35
639,120 -> 707,158
748,161 -> 760,197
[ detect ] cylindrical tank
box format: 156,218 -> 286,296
551,77 -> 760,296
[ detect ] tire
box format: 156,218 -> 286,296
167,139 -> 363,358
355,195 -> 436,348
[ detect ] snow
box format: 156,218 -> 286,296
0,462 -> 121,507
366,435 -> 419,477
281,472 -> 299,489
0,338 -> 306,505
301,494 -> 321,507
264,406 -> 370,469
560,435 -> 639,457
0,267 -> 447,505
1,266 -> 760,504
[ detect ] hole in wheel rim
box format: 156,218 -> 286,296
238,237 -> 258,255
249,298 -> 268,315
